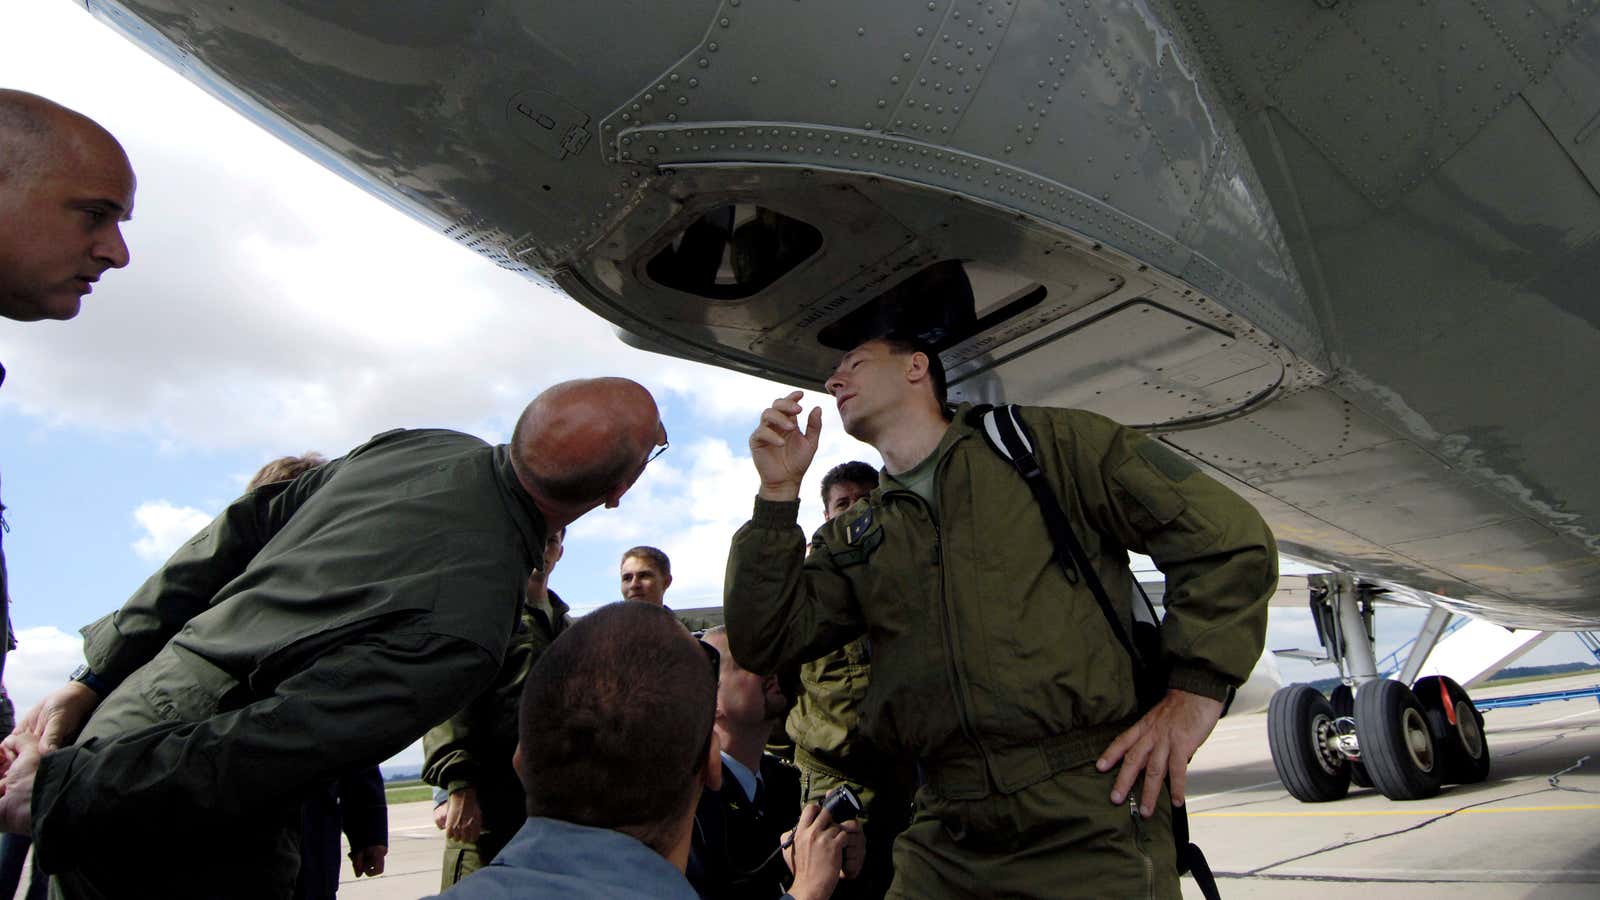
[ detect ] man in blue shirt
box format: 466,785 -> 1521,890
435,602 -> 852,900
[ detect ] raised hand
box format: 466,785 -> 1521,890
749,391 -> 822,501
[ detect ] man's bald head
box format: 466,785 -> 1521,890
510,377 -> 664,509
0,91 -> 126,184
0,90 -> 135,321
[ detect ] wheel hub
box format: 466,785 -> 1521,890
1455,700 -> 1485,759
1401,706 -> 1436,772
1312,713 -> 1346,774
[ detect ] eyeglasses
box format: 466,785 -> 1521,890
692,636 -> 721,772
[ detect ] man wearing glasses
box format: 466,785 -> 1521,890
0,378 -> 669,899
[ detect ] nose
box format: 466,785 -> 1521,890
96,225 -> 131,269
825,370 -> 845,397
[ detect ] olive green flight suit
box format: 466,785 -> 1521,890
788,639 -> 913,900
33,429 -> 546,900
726,405 -> 1277,899
423,589 -> 570,887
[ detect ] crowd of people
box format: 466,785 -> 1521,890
0,90 -> 1279,899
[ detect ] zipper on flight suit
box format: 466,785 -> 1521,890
883,484 -> 990,788
1129,795 -> 1155,898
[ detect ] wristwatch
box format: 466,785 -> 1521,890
68,664 -> 112,697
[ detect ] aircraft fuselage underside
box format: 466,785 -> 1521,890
85,0 -> 1600,627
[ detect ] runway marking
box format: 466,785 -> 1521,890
1194,803 -> 1600,818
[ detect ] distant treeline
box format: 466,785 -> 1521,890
1303,661 -> 1600,694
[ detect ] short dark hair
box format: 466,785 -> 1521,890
820,461 -> 880,504
519,602 -> 717,855
622,545 -> 671,578
876,331 -> 948,408
246,453 -> 327,491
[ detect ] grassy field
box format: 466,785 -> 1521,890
385,779 -> 434,805
1481,668 -> 1600,688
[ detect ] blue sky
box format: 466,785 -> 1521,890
2,3 -> 1593,772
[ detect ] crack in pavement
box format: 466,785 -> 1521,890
1240,786 -> 1553,876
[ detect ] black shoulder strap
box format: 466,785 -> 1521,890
971,403 -> 1222,900
973,404 -> 1143,670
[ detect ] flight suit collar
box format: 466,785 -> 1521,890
491,443 -> 549,567
876,404 -> 978,497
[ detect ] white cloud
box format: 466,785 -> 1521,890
4,627 -> 87,719
131,501 -> 215,563
0,3 -> 808,460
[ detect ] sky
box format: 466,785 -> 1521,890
1,3 -> 1593,773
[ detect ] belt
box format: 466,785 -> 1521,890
921,718 -> 1136,799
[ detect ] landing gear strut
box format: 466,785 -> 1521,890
1265,574 -> 1491,802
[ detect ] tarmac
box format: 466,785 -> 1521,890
112,672 -> 1600,899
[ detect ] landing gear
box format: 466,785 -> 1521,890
1355,679 -> 1441,800
1266,573 -> 1492,803
1328,684 -> 1371,788
1414,675 -> 1491,785
1268,684 -> 1350,802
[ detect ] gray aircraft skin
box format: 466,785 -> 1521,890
79,0 -> 1599,631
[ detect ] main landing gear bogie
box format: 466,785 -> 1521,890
1268,677 -> 1491,803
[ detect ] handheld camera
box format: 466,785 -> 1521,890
819,785 -> 863,825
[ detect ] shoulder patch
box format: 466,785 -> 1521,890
846,507 -> 876,544
1137,440 -> 1198,481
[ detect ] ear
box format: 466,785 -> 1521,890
700,730 -> 723,792
603,482 -> 628,509
550,542 -> 566,565
663,572 -> 674,590
905,351 -> 930,385
512,743 -> 529,789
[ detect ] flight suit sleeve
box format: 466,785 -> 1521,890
724,498 -> 866,677
421,684 -> 493,796
338,767 -> 389,852
80,460 -> 343,690
1028,408 -> 1277,702
31,628 -> 495,873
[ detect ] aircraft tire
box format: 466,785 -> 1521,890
1413,675 -> 1491,785
1268,684 -> 1351,802
1354,679 -> 1442,800
1327,684 -> 1373,788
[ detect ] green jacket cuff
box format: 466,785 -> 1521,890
446,779 -> 475,795
32,746 -> 80,873
1167,664 -> 1233,703
751,497 -> 801,529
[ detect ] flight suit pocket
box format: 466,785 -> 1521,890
1112,454 -> 1187,527
136,644 -> 244,723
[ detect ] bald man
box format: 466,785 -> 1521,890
0,90 -> 136,689
0,378 -> 665,900
0,89 -> 134,322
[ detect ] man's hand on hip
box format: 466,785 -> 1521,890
16,682 -> 101,753
1096,688 -> 1224,818
750,392 -> 822,502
